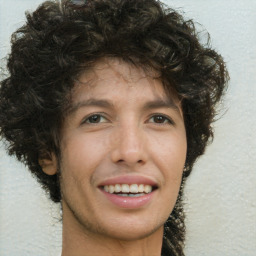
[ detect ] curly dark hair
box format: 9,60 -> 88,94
0,0 -> 228,255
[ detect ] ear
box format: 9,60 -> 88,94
38,153 -> 58,175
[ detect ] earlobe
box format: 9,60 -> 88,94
38,153 -> 58,175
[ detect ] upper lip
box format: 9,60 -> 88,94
98,175 -> 158,187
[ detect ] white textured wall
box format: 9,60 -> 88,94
0,1 -> 255,255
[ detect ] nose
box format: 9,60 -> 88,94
110,123 -> 148,167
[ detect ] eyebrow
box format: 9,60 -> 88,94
142,98 -> 179,112
67,99 -> 115,114
67,97 -> 180,115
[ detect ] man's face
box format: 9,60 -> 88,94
58,58 -> 187,241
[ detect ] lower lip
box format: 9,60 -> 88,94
100,189 -> 156,209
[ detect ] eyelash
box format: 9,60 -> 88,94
82,113 -> 109,124
82,113 -> 174,126
148,114 -> 174,125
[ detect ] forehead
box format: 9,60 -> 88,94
86,59 -> 150,83
71,58 -> 178,103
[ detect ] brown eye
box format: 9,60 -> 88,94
85,114 -> 107,124
153,116 -> 166,123
149,115 -> 173,125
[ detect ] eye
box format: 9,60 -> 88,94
148,114 -> 174,125
83,114 -> 108,124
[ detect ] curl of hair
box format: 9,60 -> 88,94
0,0 -> 228,254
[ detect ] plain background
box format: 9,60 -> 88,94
0,0 -> 256,255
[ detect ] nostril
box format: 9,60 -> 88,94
117,159 -> 143,163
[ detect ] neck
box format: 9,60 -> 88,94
61,205 -> 163,256
62,231 -> 163,256
62,223 -> 163,256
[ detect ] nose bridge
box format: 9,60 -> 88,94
111,120 -> 147,165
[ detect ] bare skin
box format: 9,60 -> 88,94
42,58 -> 187,256
62,206 -> 164,256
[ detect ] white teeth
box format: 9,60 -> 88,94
114,184 -> 121,193
109,185 -> 115,194
121,184 -> 130,193
129,184 -> 138,193
144,185 -> 152,193
103,184 -> 153,194
118,193 -> 145,197
138,184 -> 144,193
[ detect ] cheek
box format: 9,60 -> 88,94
149,130 -> 187,179
60,132 -> 111,180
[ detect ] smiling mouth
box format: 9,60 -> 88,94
100,184 -> 158,197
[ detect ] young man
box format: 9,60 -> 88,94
0,0 -> 228,255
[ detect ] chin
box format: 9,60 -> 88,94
99,218 -> 165,241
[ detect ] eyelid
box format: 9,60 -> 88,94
147,113 -> 175,125
81,112 -> 110,124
